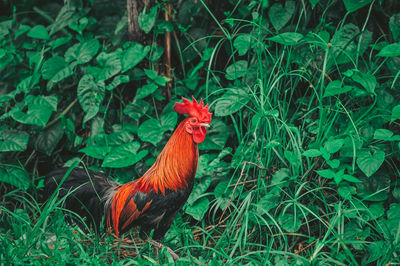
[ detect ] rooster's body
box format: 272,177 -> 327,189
44,97 -> 211,242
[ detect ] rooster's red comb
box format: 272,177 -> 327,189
173,96 -> 212,123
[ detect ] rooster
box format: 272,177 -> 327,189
44,97 -> 212,255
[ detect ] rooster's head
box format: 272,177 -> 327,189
173,96 -> 212,143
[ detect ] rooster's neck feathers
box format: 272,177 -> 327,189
136,117 -> 199,193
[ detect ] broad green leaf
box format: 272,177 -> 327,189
33,123 -> 64,156
324,138 -> 345,154
214,89 -> 250,116
138,6 -> 158,34
27,25 -> 49,40
186,176 -> 211,205
199,119 -> 229,150
309,0 -> 319,9
144,69 -> 168,86
185,197 -> 210,221
234,34 -> 251,56
69,17 -> 88,34
122,43 -> 150,72
123,100 -> 151,120
102,142 -> 148,168
302,149 -> 322,157
357,150 -> 385,177
377,43 -> 400,57
391,105 -> 400,123
316,169 -> 335,179
373,129 -> 394,141
0,129 -> 29,151
351,71 -> 377,94
330,24 -> 371,65
278,213 -> 301,232
225,60 -> 248,80
271,168 -> 290,186
138,118 -> 163,146
256,191 -> 280,213
0,165 -> 31,191
342,174 -> 362,183
323,80 -> 352,97
327,159 -> 340,169
106,75 -> 129,91
97,51 -> 122,80
342,0 -> 372,13
338,184 -> 356,200
11,95 -> 58,127
389,13 -> 400,42
135,83 -> 158,100
42,56 -> 72,84
268,0 -> 295,31
64,38 -> 100,64
77,74 -> 106,123
268,32 -> 303,45
161,112 -> 177,131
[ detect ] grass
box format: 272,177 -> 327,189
1,0 -> 400,264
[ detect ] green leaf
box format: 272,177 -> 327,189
186,176 -> 211,205
42,56 -> 72,85
138,6 -> 158,34
102,142 -> 148,168
377,43 -> 400,57
374,129 -> 394,141
357,150 -> 385,177
27,25 -> 49,40
267,32 -> 303,45
135,83 -> 158,100
225,60 -> 248,80
33,123 -> 64,156
234,34 -> 251,56
199,119 -> 229,150
185,197 -> 210,221
309,0 -> 320,9
11,95 -> 58,127
324,138 -> 345,154
316,169 -> 335,179
138,119 -> 163,146
302,149 -> 322,157
144,69 -> 168,86
391,105 -> 400,122
64,38 -> 100,64
161,112 -> 177,131
0,129 -> 29,151
342,174 -> 362,183
77,74 -> 106,123
323,80 -> 353,97
338,184 -> 356,200
389,13 -> 400,42
342,0 -> 373,13
123,100 -> 151,120
351,71 -> 377,94
97,51 -> 122,80
0,165 -> 31,191
268,0 -> 295,31
278,213 -> 301,233
106,75 -> 129,91
122,43 -> 150,72
214,89 -> 250,116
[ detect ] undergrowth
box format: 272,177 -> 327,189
1,0 -> 400,264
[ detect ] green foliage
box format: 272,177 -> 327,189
2,0 -> 400,264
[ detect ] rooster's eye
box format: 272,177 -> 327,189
191,119 -> 196,123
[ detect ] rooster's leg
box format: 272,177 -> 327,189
147,239 -> 180,260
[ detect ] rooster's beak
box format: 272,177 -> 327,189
200,123 -> 210,128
